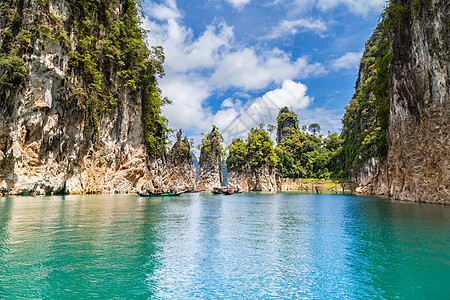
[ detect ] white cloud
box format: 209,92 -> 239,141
159,75 -> 211,131
211,48 -> 325,90
330,51 -> 362,70
225,0 -> 252,9
264,18 -> 328,39
221,98 -> 235,108
143,0 -> 324,136
316,0 -> 385,15
146,0 -> 181,20
261,79 -> 312,110
217,80 -> 313,142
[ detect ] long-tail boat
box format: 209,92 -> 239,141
137,188 -> 183,197
184,187 -> 200,193
212,187 -> 242,195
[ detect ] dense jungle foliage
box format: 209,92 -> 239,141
274,108 -> 343,179
0,0 -> 168,157
335,18 -> 391,177
226,108 -> 343,179
276,107 -> 299,143
226,125 -> 278,172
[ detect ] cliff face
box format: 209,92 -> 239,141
197,127 -> 223,191
226,167 -> 277,192
340,24 -> 387,186
0,0 -> 165,194
368,0 -> 449,203
162,130 -> 196,189
226,129 -> 277,192
226,170 -> 248,191
276,106 -> 299,144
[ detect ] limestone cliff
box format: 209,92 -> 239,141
226,165 -> 277,192
226,168 -> 277,192
0,0 -> 167,194
368,0 -> 449,203
197,126 -> 223,191
339,24 -> 387,186
226,169 -> 249,191
225,129 -> 277,192
161,129 -> 196,189
276,106 -> 300,144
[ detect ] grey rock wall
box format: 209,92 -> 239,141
369,0 -> 449,204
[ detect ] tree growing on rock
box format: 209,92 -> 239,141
197,126 -> 224,191
277,107 -> 300,143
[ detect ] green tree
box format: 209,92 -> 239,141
226,139 -> 247,172
308,123 -> 321,135
246,127 -> 277,168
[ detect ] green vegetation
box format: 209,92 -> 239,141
0,0 -> 169,157
276,107 -> 299,143
0,55 -> 28,100
308,123 -> 321,135
169,130 -> 192,162
274,107 -> 343,179
226,108 -> 343,179
226,139 -> 247,172
199,126 -> 225,163
247,125 -> 278,169
336,22 -> 391,177
226,125 -> 277,172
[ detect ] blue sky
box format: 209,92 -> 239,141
142,0 -> 386,144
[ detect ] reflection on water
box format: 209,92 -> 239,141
0,193 -> 449,298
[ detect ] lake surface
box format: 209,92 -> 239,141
0,193 -> 449,299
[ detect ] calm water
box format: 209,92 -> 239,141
0,193 -> 449,299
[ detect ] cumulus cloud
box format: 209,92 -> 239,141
218,80 -> 313,142
143,0 -> 324,135
159,75 -> 211,131
263,18 -> 328,39
211,48 -> 325,90
330,51 -> 362,70
146,0 -> 181,20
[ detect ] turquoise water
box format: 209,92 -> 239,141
0,193 -> 449,299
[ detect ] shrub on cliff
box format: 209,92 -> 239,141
337,21 -> 391,177
199,126 -> 225,163
0,0 -> 169,157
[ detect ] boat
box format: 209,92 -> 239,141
212,187 -> 241,195
223,189 -> 234,195
137,188 -> 183,197
212,187 -> 226,194
184,187 -> 200,193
